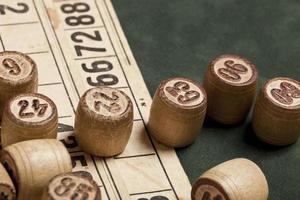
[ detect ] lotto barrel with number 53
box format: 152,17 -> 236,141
148,77 -> 207,147
203,55 -> 258,124
252,77 -> 300,145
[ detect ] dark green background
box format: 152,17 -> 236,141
112,1 -> 300,199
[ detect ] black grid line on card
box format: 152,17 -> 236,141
0,34 -> 5,51
96,1 -> 180,199
74,54 -> 117,61
37,1 -> 113,198
30,0 -> 184,199
130,189 -> 173,196
0,21 -> 39,27
64,25 -> 104,31
115,153 -> 156,160
38,82 -> 62,86
32,0 -> 76,113
40,3 -> 81,100
26,50 -> 49,55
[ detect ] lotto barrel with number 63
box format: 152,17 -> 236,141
203,55 -> 258,124
148,77 -> 207,147
252,77 -> 300,145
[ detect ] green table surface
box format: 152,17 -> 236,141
112,1 -> 300,199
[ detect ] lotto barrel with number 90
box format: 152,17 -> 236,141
203,55 -> 258,125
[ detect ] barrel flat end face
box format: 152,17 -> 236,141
8,93 -> 56,123
265,77 -> 300,109
84,87 -> 131,119
210,54 -> 257,86
46,172 -> 100,200
0,51 -> 36,83
160,77 -> 206,109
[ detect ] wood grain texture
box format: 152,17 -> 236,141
203,55 -> 258,125
191,158 -> 269,200
0,51 -> 38,121
0,139 -> 72,200
0,162 -> 16,200
75,87 -> 133,157
252,77 -> 300,145
1,93 -> 58,147
148,77 -> 207,147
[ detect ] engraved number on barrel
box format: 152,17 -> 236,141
18,99 -> 48,118
138,196 -> 169,200
271,81 -> 300,105
201,191 -> 223,200
54,177 -> 93,199
54,178 -> 76,196
217,60 -> 248,82
93,91 -> 122,113
165,81 -> 200,104
0,2 -> 29,15
2,58 -> 21,75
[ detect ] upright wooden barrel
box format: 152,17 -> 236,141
1,93 -> 58,147
0,51 -> 38,120
0,139 -> 72,200
192,158 -> 269,200
203,55 -> 258,124
148,77 -> 207,147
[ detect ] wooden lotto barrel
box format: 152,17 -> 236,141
148,77 -> 207,147
191,158 -> 269,200
203,55 -> 258,124
0,51 -> 38,120
1,93 -> 58,147
0,139 -> 72,200
42,171 -> 101,200
0,162 -> 16,200
75,87 -> 133,157
252,77 -> 300,145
